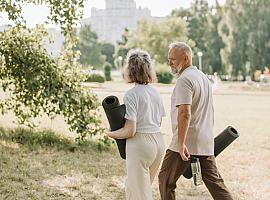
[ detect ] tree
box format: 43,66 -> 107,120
0,1 -> 104,141
172,0 -> 225,74
76,25 -> 105,68
114,28 -> 131,68
101,42 -> 115,69
204,1 -> 225,74
219,0 -> 270,77
103,62 -> 112,81
124,17 -> 192,64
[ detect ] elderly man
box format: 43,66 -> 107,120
158,42 -> 233,200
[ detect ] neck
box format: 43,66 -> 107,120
178,64 -> 192,75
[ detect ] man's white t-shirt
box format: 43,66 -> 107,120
124,84 -> 166,134
169,66 -> 214,155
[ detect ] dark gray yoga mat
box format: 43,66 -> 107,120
183,126 -> 239,179
102,96 -> 126,159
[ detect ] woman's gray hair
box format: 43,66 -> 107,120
124,49 -> 156,84
169,42 -> 192,57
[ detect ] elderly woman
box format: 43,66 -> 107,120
107,49 -> 166,200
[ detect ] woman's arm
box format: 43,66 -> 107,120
107,119 -> 136,139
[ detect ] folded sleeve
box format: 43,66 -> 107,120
174,77 -> 193,106
160,97 -> 166,117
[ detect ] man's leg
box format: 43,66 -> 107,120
158,149 -> 189,200
200,156 -> 233,200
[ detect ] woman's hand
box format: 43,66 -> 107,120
105,120 -> 136,139
106,130 -> 116,139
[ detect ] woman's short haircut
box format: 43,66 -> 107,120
124,49 -> 156,84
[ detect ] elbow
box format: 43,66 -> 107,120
178,113 -> 191,121
126,127 -> 136,138
124,119 -> 136,138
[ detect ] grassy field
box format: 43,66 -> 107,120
0,81 -> 270,200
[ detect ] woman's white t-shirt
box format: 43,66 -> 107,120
123,84 -> 166,134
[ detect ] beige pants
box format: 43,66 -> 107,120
125,133 -> 165,200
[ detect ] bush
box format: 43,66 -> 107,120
103,62 -> 112,81
155,63 -> 174,84
0,127 -> 112,152
85,74 -> 105,83
0,26 -> 103,142
0,127 -> 72,150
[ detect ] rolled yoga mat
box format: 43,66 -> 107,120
102,96 -> 126,159
183,126 -> 239,179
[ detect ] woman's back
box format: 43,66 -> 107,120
124,84 -> 165,134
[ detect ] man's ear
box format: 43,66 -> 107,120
184,54 -> 189,64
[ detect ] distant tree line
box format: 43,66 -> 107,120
78,0 -> 270,80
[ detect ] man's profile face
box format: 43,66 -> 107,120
168,48 -> 184,74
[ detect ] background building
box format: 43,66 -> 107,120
82,0 -> 162,44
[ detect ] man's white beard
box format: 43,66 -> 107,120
171,66 -> 182,74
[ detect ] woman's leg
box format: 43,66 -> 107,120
125,134 -> 156,200
149,133 -> 166,184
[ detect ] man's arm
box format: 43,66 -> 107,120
107,119 -> 136,139
177,104 -> 191,161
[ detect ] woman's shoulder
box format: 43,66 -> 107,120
125,84 -> 160,97
148,83 -> 159,91
124,87 -> 137,99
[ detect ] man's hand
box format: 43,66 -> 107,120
179,144 -> 190,161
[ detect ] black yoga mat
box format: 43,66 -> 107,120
183,126 -> 239,179
102,96 -> 126,159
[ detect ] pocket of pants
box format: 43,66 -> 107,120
159,149 -> 178,173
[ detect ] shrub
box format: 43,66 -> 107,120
155,63 -> 174,84
0,26 -> 103,141
85,74 -> 105,83
0,127 -> 72,150
103,62 -> 112,81
0,127 -> 112,152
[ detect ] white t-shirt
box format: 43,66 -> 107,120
169,66 -> 214,155
123,84 -> 166,134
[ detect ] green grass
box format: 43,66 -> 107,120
0,127 -> 125,200
0,127 -> 111,152
1,81 -> 270,200
0,127 -> 72,150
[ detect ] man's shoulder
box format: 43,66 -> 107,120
176,73 -> 193,86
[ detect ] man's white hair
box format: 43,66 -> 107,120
169,42 -> 192,57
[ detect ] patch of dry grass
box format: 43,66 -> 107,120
0,130 -> 125,199
0,81 -> 270,199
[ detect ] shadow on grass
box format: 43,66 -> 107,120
0,127 -> 112,152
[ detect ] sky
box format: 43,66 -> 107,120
0,0 -> 226,27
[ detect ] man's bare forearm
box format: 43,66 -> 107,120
177,106 -> 191,146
